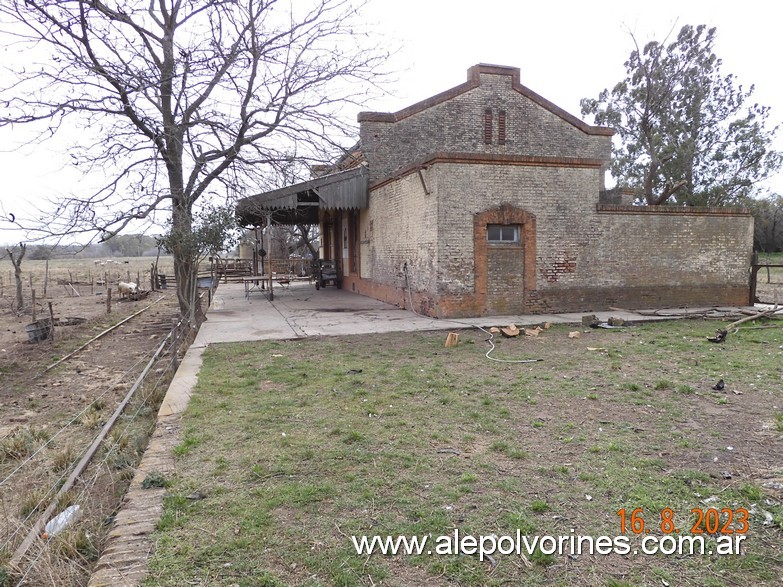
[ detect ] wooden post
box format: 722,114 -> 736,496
31,289 -> 36,321
28,273 -> 33,288
171,318 -> 180,370
43,260 -> 49,295
127,270 -> 131,283
150,263 -> 156,291
107,288 -> 112,314
267,215 -> 274,301
48,302 -> 55,342
90,271 -> 94,295
137,271 -> 140,287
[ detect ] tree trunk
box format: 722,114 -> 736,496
14,264 -> 23,312
171,199 -> 196,322
6,244 -> 26,312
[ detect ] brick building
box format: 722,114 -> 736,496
237,64 -> 754,318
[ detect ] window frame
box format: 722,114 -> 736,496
486,224 -> 520,244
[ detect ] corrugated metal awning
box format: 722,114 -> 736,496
236,166 -> 368,226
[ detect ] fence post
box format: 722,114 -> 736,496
31,289 -> 36,322
48,302 -> 55,342
171,319 -> 180,370
107,288 -> 112,314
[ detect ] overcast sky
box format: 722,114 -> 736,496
1,0 -> 781,244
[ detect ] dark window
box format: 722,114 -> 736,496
484,108 -> 493,144
487,224 -> 519,243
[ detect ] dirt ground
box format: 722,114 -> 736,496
0,261 -> 183,585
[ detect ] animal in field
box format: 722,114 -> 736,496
117,281 -> 138,299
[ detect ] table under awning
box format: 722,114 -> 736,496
236,166 -> 369,226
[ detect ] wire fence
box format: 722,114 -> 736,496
0,312 -> 198,586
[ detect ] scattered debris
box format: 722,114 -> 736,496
707,329 -> 728,343
586,347 -> 608,352
489,327 -> 500,334
500,324 -> 520,337
542,322 -> 552,329
43,505 -> 81,540
608,317 -> 625,327
568,331 -> 581,339
345,369 -> 363,375
525,326 -> 542,338
444,332 -> 460,347
726,305 -> 782,329
436,448 -> 461,455
581,314 -> 599,327
712,379 -> 725,391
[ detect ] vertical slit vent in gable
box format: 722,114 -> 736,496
484,108 -> 493,144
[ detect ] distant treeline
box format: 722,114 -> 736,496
7,234 -> 163,260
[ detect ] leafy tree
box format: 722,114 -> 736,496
581,24 -> 781,206
161,205 -> 239,324
0,0 -> 387,318
745,194 -> 783,252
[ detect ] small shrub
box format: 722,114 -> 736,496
80,407 -> 102,429
18,486 -> 51,519
654,379 -> 673,391
51,444 -> 77,474
530,499 -> 549,513
142,471 -> 168,489
0,427 -> 49,461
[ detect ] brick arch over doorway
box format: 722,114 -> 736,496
473,203 -> 537,315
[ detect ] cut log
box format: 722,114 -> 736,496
500,324 -> 520,337
568,331 -> 581,339
525,327 -> 542,337
489,327 -> 501,334
444,332 -> 460,348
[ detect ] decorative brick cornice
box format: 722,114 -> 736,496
358,64 -> 613,137
596,204 -> 752,217
370,152 -> 606,191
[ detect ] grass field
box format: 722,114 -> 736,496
145,320 -> 783,587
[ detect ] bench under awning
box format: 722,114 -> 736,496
236,166 -> 369,226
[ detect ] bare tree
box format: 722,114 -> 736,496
5,243 -> 27,312
0,0 -> 387,318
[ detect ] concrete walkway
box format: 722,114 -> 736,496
88,282 -> 758,586
198,281 -> 680,343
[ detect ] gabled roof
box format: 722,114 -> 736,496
236,166 -> 368,226
358,63 -> 613,137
